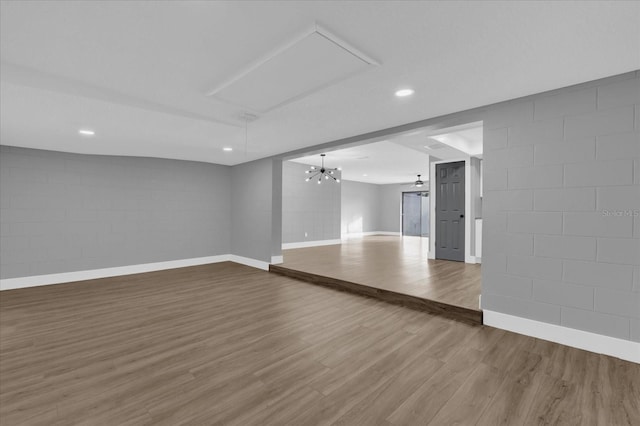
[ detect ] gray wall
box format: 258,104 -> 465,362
378,184 -> 406,233
341,180 -> 380,235
0,146 -> 231,279
230,158 -> 279,262
482,72 -> 640,342
281,161 -> 340,244
270,159 -> 283,258
470,157 -> 482,256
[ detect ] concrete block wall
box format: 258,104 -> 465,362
0,146 -> 232,279
482,72 -> 640,342
281,161 -> 341,244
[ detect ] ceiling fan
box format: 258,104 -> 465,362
410,174 -> 426,188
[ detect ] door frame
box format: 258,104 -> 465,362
429,157 -> 475,263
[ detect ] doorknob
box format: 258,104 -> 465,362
460,214 -> 464,218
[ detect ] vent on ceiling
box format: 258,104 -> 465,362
207,24 -> 379,113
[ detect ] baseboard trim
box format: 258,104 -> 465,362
0,255 -> 231,291
282,239 -> 342,249
228,255 -> 270,271
341,231 -> 401,239
483,310 -> 640,364
271,255 -> 284,265
0,254 -> 281,290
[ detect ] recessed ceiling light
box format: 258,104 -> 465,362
363,174 -> 368,177
223,147 -> 233,152
395,88 -> 414,97
78,129 -> 95,136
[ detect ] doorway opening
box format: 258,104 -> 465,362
278,119 -> 483,316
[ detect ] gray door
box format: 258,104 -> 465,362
436,161 -> 465,261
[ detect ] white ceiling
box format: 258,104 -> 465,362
290,122 -> 482,184
291,140 -> 430,185
208,26 -> 376,112
1,1 -> 639,165
427,126 -> 483,157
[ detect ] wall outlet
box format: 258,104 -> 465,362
304,232 -> 308,238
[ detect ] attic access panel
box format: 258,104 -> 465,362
207,25 -> 378,113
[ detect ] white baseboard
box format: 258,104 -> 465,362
282,239 -> 342,249
341,231 -> 401,239
0,255 -> 231,291
271,255 -> 283,265
483,310 -> 640,364
228,255 -> 270,271
0,253 -> 282,291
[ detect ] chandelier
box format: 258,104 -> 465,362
305,154 -> 340,184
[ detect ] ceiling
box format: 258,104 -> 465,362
290,122 -> 482,184
291,140 -> 430,185
1,1 -> 638,166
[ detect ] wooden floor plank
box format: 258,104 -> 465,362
1,261 -> 638,425
423,361 -> 506,424
385,346 -> 484,425
273,235 -> 482,324
279,235 -> 481,309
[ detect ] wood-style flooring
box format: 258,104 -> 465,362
278,235 -> 481,312
1,262 -> 638,425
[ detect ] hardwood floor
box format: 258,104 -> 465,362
269,265 -> 482,325
279,235 -> 481,309
1,262 -> 638,425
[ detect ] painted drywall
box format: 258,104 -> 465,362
341,180 -> 380,235
378,184 -> 406,233
0,146 -> 231,279
482,72 -> 640,342
420,194 -> 430,237
281,161 -> 340,244
270,159 -> 283,260
340,180 -> 429,237
469,157 -> 482,257
230,158 -> 279,263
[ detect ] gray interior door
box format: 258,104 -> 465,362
436,161 -> 465,261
